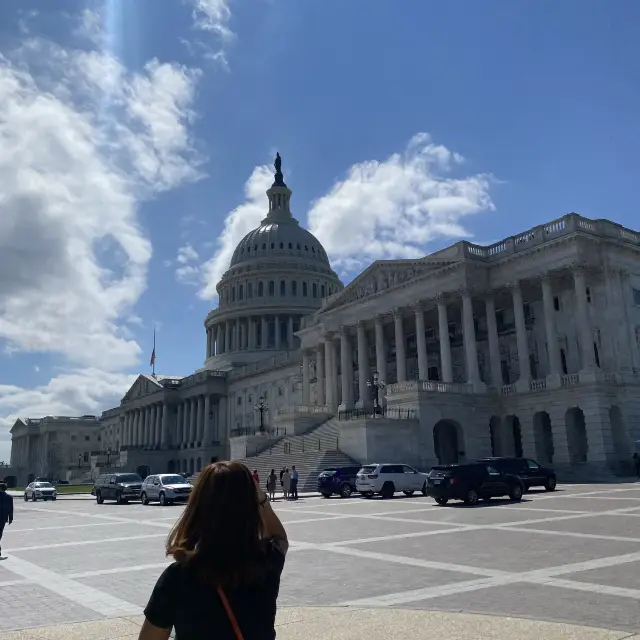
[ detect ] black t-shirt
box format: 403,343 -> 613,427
144,540 -> 286,639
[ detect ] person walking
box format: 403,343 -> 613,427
139,461 -> 289,640
282,468 -> 290,500
279,467 -> 285,492
0,482 -> 14,560
267,469 -> 277,502
290,466 -> 299,500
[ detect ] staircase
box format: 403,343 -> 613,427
234,417 -> 361,492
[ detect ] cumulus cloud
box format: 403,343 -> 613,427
0,369 -> 137,463
199,165 -> 273,298
308,133 -> 495,273
0,18 -> 203,369
186,0 -> 234,67
175,244 -> 201,285
197,134 -> 495,298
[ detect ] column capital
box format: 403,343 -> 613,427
392,307 -> 404,319
569,261 -> 587,275
458,286 -> 473,298
540,274 -> 553,284
413,300 -> 426,312
339,325 -> 351,337
507,280 -> 521,292
374,314 -> 386,325
323,330 -> 337,341
435,291 -> 449,303
356,319 -> 368,329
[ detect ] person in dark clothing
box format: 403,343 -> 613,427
633,452 -> 640,478
139,461 -> 288,640
0,482 -> 14,559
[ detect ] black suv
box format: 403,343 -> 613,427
317,466 -> 362,498
479,457 -> 557,492
426,462 -> 524,506
94,473 -> 143,504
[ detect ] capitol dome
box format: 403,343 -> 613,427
203,154 -> 343,367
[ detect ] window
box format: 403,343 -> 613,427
279,242 -> 284,249
237,397 -> 242,406
594,342 -> 600,368
269,280 -> 275,296
487,465 -> 500,476
271,242 -> 274,249
586,287 -> 592,303
262,243 -> 266,250
291,281 -> 298,296
288,242 -> 292,249
232,287 -> 236,301
238,284 -> 244,300
258,281 -> 264,297
304,244 -> 308,251
248,394 -> 252,403
553,296 -> 560,311
247,282 -> 253,298
633,288 -> 640,306
560,348 -> 568,375
302,282 -> 308,297
85,435 -> 90,441
296,243 -> 301,250
402,465 -> 417,474
320,284 -> 326,297
280,280 -> 286,296
312,283 -> 317,298
526,460 -> 540,469
71,435 -> 77,441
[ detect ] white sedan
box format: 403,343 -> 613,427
24,481 -> 57,502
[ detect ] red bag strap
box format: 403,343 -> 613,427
217,586 -> 244,640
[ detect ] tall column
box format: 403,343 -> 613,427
485,296 -> 503,388
197,395 -> 205,443
461,289 -> 482,387
414,304 -> 428,381
203,394 -> 211,444
216,325 -> 223,355
218,395 -> 227,443
356,321 -> 370,408
288,315 -> 294,348
339,327 -> 354,409
148,405 -> 156,447
176,403 -> 183,446
621,271 -> 640,371
573,267 -> 596,372
541,276 -> 562,381
275,315 -> 281,349
247,318 -> 255,350
261,316 -> 268,348
225,322 -> 231,353
325,334 -> 338,409
161,403 -> 169,447
437,295 -> 453,383
189,397 -> 198,444
302,351 -> 311,405
393,309 -> 406,383
206,328 -> 212,358
511,282 -> 532,386
183,401 -> 190,446
156,404 -> 163,446
374,316 -> 387,384
316,342 -> 326,405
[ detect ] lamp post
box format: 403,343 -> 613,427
367,370 -> 384,415
254,395 -> 268,433
106,448 -> 112,467
78,453 -> 82,469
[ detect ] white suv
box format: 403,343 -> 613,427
141,474 -> 192,506
356,463 -> 429,499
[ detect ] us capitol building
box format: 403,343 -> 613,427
7,155 -> 640,485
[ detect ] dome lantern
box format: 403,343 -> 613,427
265,152 -> 293,222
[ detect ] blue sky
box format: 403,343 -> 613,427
1,0 -> 639,462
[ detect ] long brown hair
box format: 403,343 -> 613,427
166,461 -> 265,586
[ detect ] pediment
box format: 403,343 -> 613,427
323,258 -> 460,312
121,374 -> 163,403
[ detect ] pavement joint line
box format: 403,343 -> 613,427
528,576 -> 640,600
1,554 -> 143,617
9,532 -> 168,552
496,525 -> 640,544
8,521 -> 134,534
67,562 -> 173,579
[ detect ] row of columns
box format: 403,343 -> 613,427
206,315 -> 300,357
175,394 -> 221,447
301,268 -> 598,408
121,403 -> 169,448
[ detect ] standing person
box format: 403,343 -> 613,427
139,461 -> 288,640
633,452 -> 640,478
0,482 -> 14,560
267,469 -> 277,502
279,467 -> 285,491
290,466 -> 299,501
282,468 -> 290,500
252,469 -> 259,486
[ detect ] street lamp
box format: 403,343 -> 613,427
106,448 -> 112,467
254,395 -> 268,433
367,370 -> 385,415
78,453 -> 82,469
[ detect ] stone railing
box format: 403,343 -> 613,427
529,379 -> 547,392
276,404 -> 330,416
462,213 -> 639,262
386,380 -> 471,395
229,352 -> 301,380
338,407 -> 418,421
180,369 -> 227,387
561,373 -> 580,388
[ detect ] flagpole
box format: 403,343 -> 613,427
152,326 -> 156,377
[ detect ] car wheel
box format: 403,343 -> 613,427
509,484 -> 523,502
24,493 -> 28,502
421,482 -> 428,496
522,483 -> 530,493
339,484 -> 352,499
435,497 -> 448,505
141,492 -> 149,505
381,482 -> 395,499
116,492 -> 124,505
32,493 -> 37,502
545,477 -> 557,491
402,490 -> 415,496
464,489 -> 479,506
159,492 -> 167,506
96,491 -> 104,504
52,497 -> 56,501
321,493 -> 332,498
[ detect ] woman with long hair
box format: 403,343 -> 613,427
139,461 -> 288,639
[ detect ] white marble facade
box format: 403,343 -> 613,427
9,161 -> 640,481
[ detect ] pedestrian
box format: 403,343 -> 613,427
267,469 -> 277,502
290,466 -> 299,500
633,452 -> 640,478
252,469 -> 259,485
282,468 -> 290,500
0,482 -> 14,560
139,461 -> 289,640
279,467 -> 285,490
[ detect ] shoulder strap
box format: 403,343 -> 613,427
217,586 -> 244,640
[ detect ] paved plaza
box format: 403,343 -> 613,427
1,483 -> 640,639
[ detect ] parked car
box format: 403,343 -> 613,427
141,474 -> 193,506
426,462 -> 524,505
356,463 -> 429,499
317,466 -> 362,498
24,481 -> 57,502
478,457 -> 557,491
93,473 -> 143,504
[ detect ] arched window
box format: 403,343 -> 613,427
312,283 -> 317,298
268,280 -> 275,296
280,280 -> 286,296
291,281 -> 297,296
258,281 -> 264,297
302,282 -> 308,297
320,284 -> 326,297
247,282 -> 253,298
238,284 -> 244,300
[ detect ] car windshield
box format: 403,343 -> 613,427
117,474 -> 142,483
161,475 -> 186,485
320,470 -> 336,476
35,482 -> 53,488
360,465 -> 377,474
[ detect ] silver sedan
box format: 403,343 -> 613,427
24,481 -> 57,502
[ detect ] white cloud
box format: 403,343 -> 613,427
307,133 -> 495,273
0,369 -> 136,463
177,244 -> 200,264
0,16 -> 203,370
186,0 -> 234,67
199,165 -> 273,298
